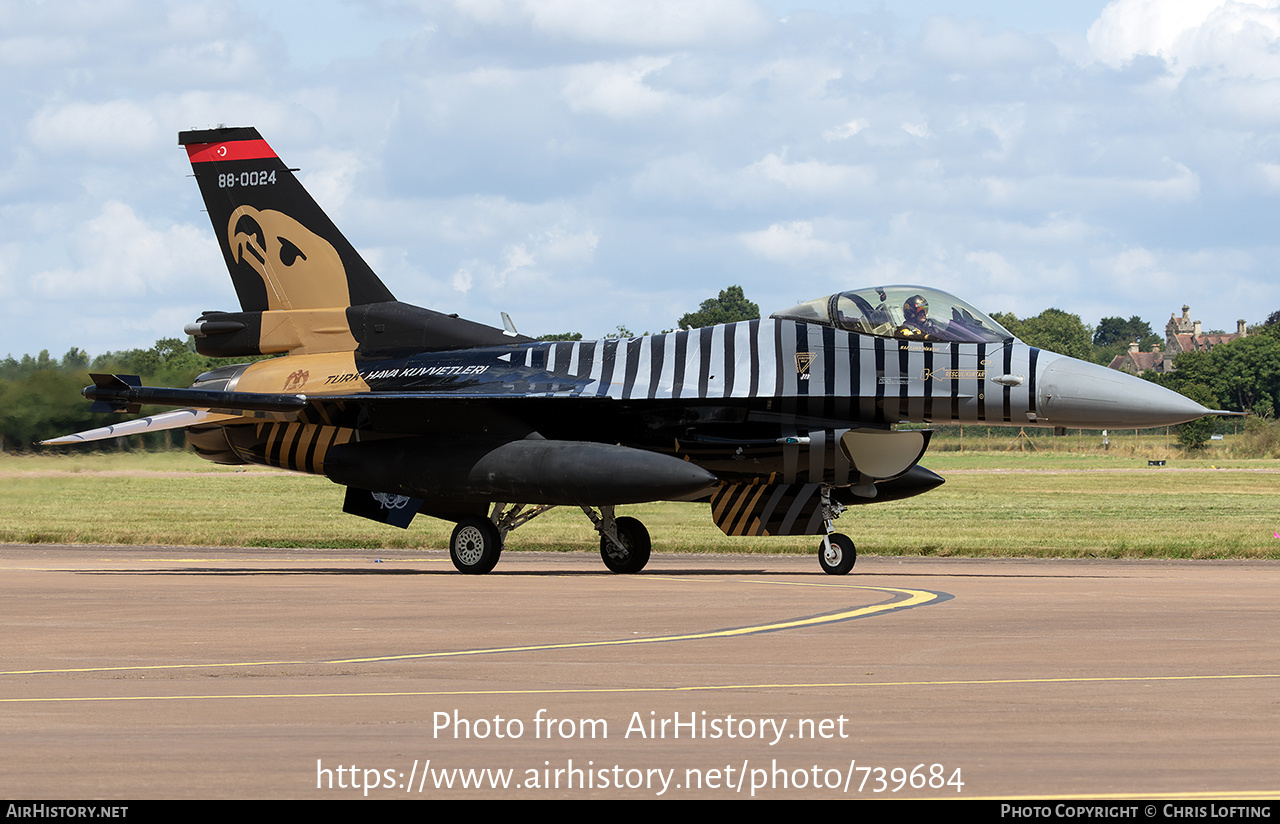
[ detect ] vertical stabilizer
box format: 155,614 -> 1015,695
179,127 -> 394,313
180,127 -> 526,358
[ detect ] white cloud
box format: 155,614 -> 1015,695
900,121 -> 931,139
981,215 -> 1098,246
632,151 -> 876,207
823,119 -> 868,141
562,57 -> 675,118
1097,246 -> 1171,294
2,0 -> 1280,353
299,150 -> 365,217
1076,245 -> 1262,327
445,226 -> 597,295
28,101 -> 164,158
536,226 -> 599,265
747,152 -> 876,195
30,201 -> 217,299
450,265 -> 474,294
1181,75 -> 1280,125
739,220 -> 852,266
166,91 -> 308,141
0,242 -> 15,298
1089,0 -> 1225,67
920,15 -> 1054,69
0,36 -> 82,67
147,39 -> 272,84
980,161 -> 1201,209
950,104 -> 1026,159
965,250 -> 1025,293
1259,162 -> 1280,190
446,0 -> 772,47
1089,0 -> 1280,79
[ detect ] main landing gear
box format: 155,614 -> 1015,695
449,517 -> 502,575
450,490 -> 854,576
584,508 -> 651,574
448,503 -> 651,575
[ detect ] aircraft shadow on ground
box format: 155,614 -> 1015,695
76,566 -> 779,577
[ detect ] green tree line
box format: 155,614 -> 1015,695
0,339 -> 270,452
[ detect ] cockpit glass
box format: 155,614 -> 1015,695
770,286 -> 1014,344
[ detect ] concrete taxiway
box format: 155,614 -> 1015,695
1,545 -> 1276,799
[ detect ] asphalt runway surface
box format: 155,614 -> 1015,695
2,545 -> 1277,800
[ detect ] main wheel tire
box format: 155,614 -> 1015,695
819,533 -> 856,575
600,516 -> 651,574
450,517 -> 502,574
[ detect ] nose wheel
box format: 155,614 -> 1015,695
819,533 -> 856,575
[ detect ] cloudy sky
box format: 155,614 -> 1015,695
3,0 -> 1279,359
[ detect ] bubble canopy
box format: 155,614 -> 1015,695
770,285 -> 1015,344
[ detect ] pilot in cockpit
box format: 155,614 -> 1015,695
896,294 -> 942,339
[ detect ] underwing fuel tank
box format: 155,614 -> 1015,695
326,437 -> 718,506
1036,353 -> 1217,430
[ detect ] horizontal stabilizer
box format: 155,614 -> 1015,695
83,373 -> 308,414
41,408 -> 240,445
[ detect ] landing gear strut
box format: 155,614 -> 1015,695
600,516 -> 651,574
583,505 -> 652,574
446,503 -> 652,574
817,485 -> 856,575
818,532 -> 856,575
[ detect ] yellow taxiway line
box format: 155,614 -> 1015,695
1,581 -> 944,676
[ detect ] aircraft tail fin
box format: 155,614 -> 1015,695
179,127 -> 525,358
179,127 -> 393,314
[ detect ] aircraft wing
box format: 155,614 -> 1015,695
42,374 -> 316,446
45,371 -> 607,447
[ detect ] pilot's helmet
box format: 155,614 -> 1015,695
904,294 -> 928,323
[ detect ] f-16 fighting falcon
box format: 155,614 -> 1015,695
45,127 -> 1227,576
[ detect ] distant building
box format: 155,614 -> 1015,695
1108,305 -> 1247,375
1109,343 -> 1167,375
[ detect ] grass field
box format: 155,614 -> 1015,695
1,445 -> 1276,558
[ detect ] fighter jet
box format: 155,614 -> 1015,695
45,127 -> 1227,576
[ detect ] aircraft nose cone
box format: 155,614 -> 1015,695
1038,356 -> 1212,429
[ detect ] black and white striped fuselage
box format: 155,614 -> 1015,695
350,319 -> 1046,487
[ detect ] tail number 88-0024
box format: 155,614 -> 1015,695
219,170 -> 277,188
